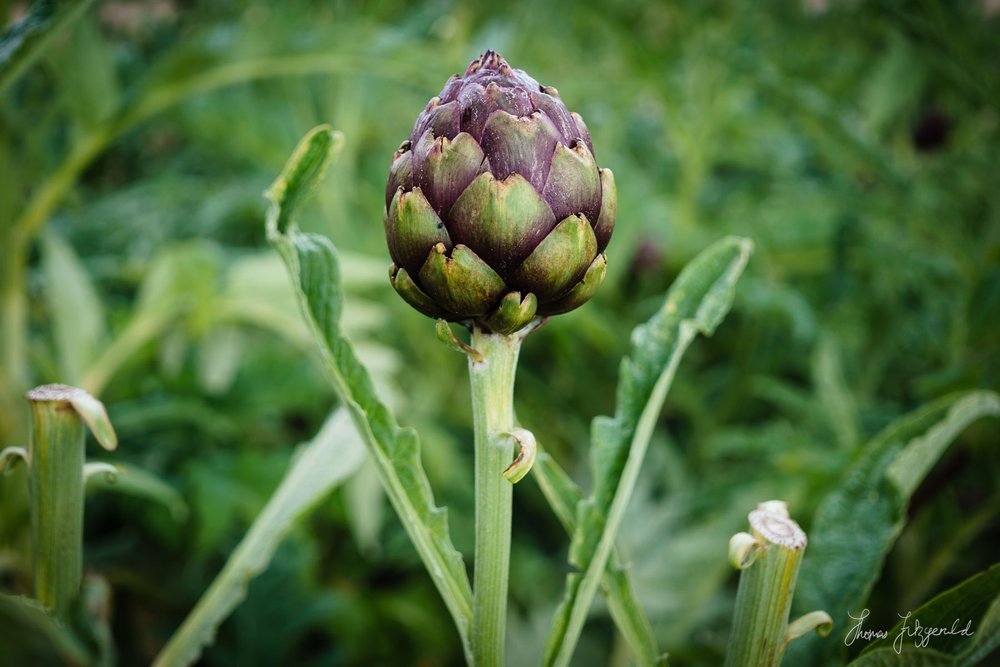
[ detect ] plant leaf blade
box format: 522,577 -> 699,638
845,564 -> 1000,666
790,391 -> 1000,664
264,126 -> 474,657
151,408 -> 367,667
544,236 -> 753,667
532,449 -> 665,666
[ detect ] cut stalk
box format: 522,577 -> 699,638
725,501 -> 830,667
469,327 -> 521,666
24,384 -> 117,622
27,386 -> 87,621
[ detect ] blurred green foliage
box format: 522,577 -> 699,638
1,0 -> 998,665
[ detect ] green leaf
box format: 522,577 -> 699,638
218,252 -> 312,343
265,125 -> 343,237
543,236 -> 753,667
886,393 -> 1000,499
85,462 -> 190,522
811,335 -> 858,450
60,15 -> 120,127
532,451 -> 582,531
196,326 -> 244,395
134,240 -> 222,322
790,391 -> 1000,665
343,457 -> 386,555
845,564 -> 1000,666
151,407 -> 367,667
265,127 -> 474,658
66,387 -> 117,452
41,230 -> 106,385
0,0 -> 98,95
0,594 -> 91,665
532,449 -> 664,666
79,242 -> 215,394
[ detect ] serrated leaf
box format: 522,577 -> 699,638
264,126 -> 474,658
789,391 -> 1000,665
544,236 -> 753,667
850,564 -> 1000,667
151,407 -> 366,667
264,125 -> 343,236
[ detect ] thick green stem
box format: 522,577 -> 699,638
725,501 -> 808,667
469,327 -> 521,667
27,387 -> 88,622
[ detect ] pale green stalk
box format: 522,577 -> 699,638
725,501 -> 830,667
27,388 -> 87,622
469,328 -> 521,667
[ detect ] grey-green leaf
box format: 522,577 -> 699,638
265,125 -> 343,237
532,450 -> 664,666
543,236 -> 753,667
846,564 -> 1000,666
151,407 -> 366,667
264,127 -> 474,659
886,392 -> 1000,499
789,391 -> 1000,665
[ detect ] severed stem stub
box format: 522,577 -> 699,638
748,505 -> 807,551
724,500 -> 828,667
24,384 -> 119,621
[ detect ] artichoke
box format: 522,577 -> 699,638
384,50 -> 616,334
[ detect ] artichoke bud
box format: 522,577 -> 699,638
384,50 -> 616,333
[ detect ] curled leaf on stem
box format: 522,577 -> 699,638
435,319 -> 484,362
729,531 -> 762,570
0,446 -> 28,475
516,316 -> 549,339
502,428 -> 537,483
84,462 -> 125,485
26,384 -> 118,451
786,610 -> 834,643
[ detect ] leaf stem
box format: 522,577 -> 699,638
469,327 -> 521,666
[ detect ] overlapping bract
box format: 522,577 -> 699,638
384,50 -> 616,333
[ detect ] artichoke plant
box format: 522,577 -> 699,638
385,50 -> 616,334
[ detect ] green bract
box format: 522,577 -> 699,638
385,50 -> 616,333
